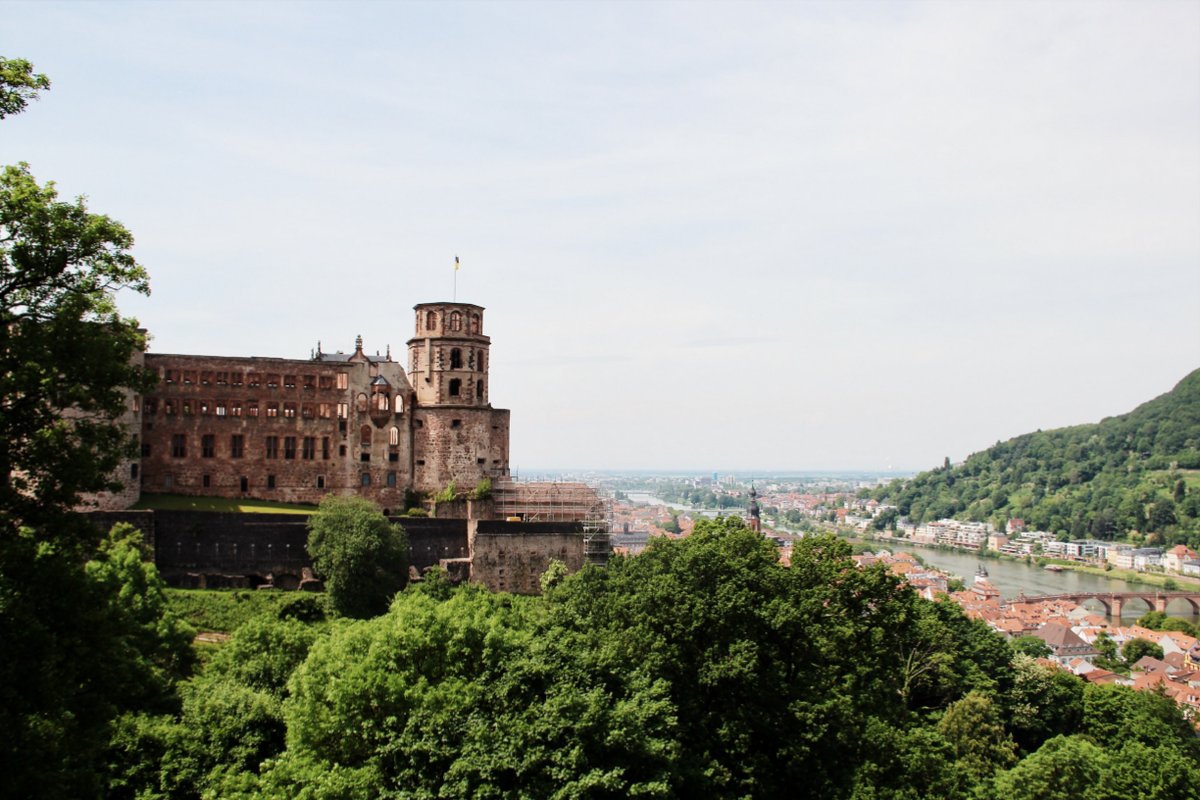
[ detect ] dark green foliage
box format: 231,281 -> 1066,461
1009,634 -> 1052,659
0,525 -> 193,799
306,495 -> 409,618
1,161 -> 155,546
1120,637 -> 1164,666
166,588 -> 324,633
875,370 -> 1200,546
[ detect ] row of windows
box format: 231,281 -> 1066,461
446,378 -> 484,399
162,370 -> 350,391
164,428 -> 404,459
143,396 -> 403,418
159,472 -> 399,490
424,309 -> 481,334
413,348 -> 485,374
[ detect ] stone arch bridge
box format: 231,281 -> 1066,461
1009,591 -> 1200,617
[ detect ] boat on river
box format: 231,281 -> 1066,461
1044,564 -> 1065,573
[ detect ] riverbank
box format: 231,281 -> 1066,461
849,531 -> 1200,592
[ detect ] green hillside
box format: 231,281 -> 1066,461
874,369 -> 1200,548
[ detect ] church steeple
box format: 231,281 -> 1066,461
747,485 -> 761,533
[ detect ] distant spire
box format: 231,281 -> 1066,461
355,334 -> 363,352
386,343 -> 392,360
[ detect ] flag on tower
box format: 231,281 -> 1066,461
455,255 -> 460,271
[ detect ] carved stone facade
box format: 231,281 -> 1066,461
135,302 -> 509,508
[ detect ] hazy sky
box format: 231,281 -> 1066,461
5,1 -> 1198,472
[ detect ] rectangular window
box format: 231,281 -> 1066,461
284,375 -> 296,389
386,472 -> 397,487
322,437 -> 330,460
215,371 -> 228,386
302,437 -> 315,460
131,396 -> 141,413
319,403 -> 332,419
215,401 -> 227,417
182,401 -> 193,416
303,375 -> 316,390
231,434 -> 244,458
247,402 -> 259,417
164,400 -> 175,415
389,452 -> 399,462
200,371 -> 212,386
267,475 -> 276,489
248,373 -> 261,388
165,369 -> 177,384
200,401 -> 210,415
283,402 -> 297,418
202,474 -> 211,488
201,434 -> 215,458
302,404 -> 314,420
337,402 -> 348,419
141,442 -> 151,457
266,402 -> 279,418
144,398 -> 157,415
231,372 -> 243,387
284,436 -> 296,459
317,476 -> 326,489
266,374 -> 279,389
265,436 -> 279,459
361,473 -> 371,487
231,402 -> 242,417
183,371 -> 196,385
171,434 -> 186,458
337,373 -> 348,390
319,375 -> 333,389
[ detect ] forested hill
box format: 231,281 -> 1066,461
873,369 -> 1200,548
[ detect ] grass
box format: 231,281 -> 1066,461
167,588 -> 327,632
132,493 -> 316,515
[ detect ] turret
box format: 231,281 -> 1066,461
406,303 -> 489,407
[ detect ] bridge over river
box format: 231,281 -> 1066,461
1009,591 -> 1200,617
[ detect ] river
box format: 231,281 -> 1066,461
895,544 -> 1200,624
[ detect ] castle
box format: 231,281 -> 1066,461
86,302 -> 610,593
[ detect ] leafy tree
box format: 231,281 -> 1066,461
1,160 -> 153,543
1001,654 -> 1083,754
1,525 -> 192,799
936,691 -> 1017,785
0,56 -> 50,119
306,495 -> 408,618
1121,637 -> 1164,667
538,557 -> 568,593
988,735 -> 1105,800
1009,635 -> 1051,659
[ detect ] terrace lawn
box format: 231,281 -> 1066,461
132,493 -> 316,515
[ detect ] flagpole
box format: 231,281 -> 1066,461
453,255 -> 460,301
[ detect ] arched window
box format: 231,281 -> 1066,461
476,380 -> 484,400
469,313 -> 480,334
449,311 -> 462,331
393,395 -> 403,413
360,425 -> 372,446
389,426 -> 399,446
450,348 -> 462,369
478,352 -> 485,372
356,393 -> 368,413
376,393 -> 389,411
449,378 -> 461,397
425,310 -> 438,330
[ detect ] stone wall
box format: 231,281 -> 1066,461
470,520 -> 586,594
85,510 -> 469,589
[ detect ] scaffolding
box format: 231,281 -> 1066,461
492,479 -> 612,566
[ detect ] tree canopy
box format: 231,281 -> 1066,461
306,494 -> 409,618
